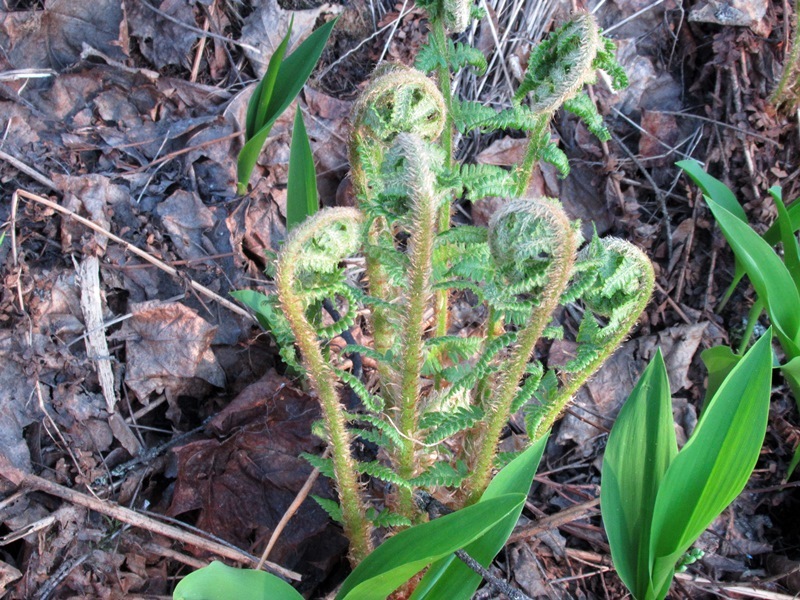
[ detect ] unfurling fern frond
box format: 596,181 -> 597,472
409,461 -> 469,487
345,412 -> 405,449
302,453 -> 336,479
510,362 -> 545,413
423,335 -> 483,376
514,12 -> 601,114
450,41 -> 487,74
366,508 -> 412,528
335,368 -> 386,413
421,405 -> 485,443
277,209 -> 374,561
442,0 -> 472,33
439,332 -> 517,401
540,142 -> 570,177
453,100 -> 542,134
563,92 -> 610,141
312,495 -> 343,523
529,236 -> 654,440
594,37 -> 629,91
351,64 -> 446,145
459,163 -> 517,200
358,461 -> 409,487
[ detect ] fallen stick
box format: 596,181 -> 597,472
13,471 -> 300,581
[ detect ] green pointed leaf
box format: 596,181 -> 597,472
763,195 -> 800,246
411,433 -> 549,600
286,106 -> 318,230
600,350 -> 676,600
245,19 -> 293,140
230,289 -> 276,331
336,494 -> 526,600
704,195 -> 800,355
677,160 -> 747,309
769,186 -> 800,294
677,160 -> 745,221
237,18 -> 336,194
780,355 -> 800,413
700,345 -> 742,402
648,331 -> 772,596
173,561 -> 303,600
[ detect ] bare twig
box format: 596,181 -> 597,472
0,148 -> 58,191
508,498 -> 600,544
455,549 -> 533,600
257,448 -> 331,569
13,189 -> 255,323
15,471 -> 300,580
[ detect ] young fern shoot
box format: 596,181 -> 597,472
267,4 -> 652,576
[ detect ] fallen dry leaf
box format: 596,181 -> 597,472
556,322 -> 708,454
121,301 -> 225,403
0,332 -> 40,485
125,0 -> 198,69
240,0 -> 338,77
169,371 -> 348,586
156,190 -> 216,262
0,0 -> 127,70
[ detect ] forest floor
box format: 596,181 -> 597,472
0,0 -> 799,598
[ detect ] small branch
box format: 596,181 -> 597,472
13,470 -> 300,580
454,549 -> 534,600
13,189 -> 255,323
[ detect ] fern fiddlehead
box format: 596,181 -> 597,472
513,12 -> 626,195
350,65 -> 448,368
275,208 -> 374,564
464,197 -> 578,502
529,237 -> 655,439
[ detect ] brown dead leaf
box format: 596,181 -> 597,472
556,322 -> 708,454
156,190 -> 216,262
121,301 -> 225,403
53,174 -> 131,254
0,0 -> 127,71
0,560 -> 22,596
169,371 -> 348,583
476,136 -> 528,166
0,332 -> 39,485
638,110 -> 679,163
125,0 -> 199,69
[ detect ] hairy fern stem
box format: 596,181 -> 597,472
276,209 -> 373,564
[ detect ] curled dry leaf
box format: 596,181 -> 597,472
169,371 -> 347,587
121,301 -> 225,404
556,323 -> 708,454
0,0 -> 127,70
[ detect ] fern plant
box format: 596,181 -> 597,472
233,2 -> 652,594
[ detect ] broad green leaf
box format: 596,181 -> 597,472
763,195 -> 800,246
336,494 -> 526,600
411,433 -> 549,600
237,18 -> 336,194
245,19 -> 293,140
781,355 -> 800,415
678,160 -> 747,309
704,196 -> 800,355
286,107 -> 318,230
600,350 -> 676,600
648,331 -> 772,597
677,160 -> 746,221
769,186 -> 800,295
230,289 -> 276,332
173,561 -> 303,600
700,345 -> 741,402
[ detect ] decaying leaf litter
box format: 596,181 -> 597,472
0,0 -> 799,597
